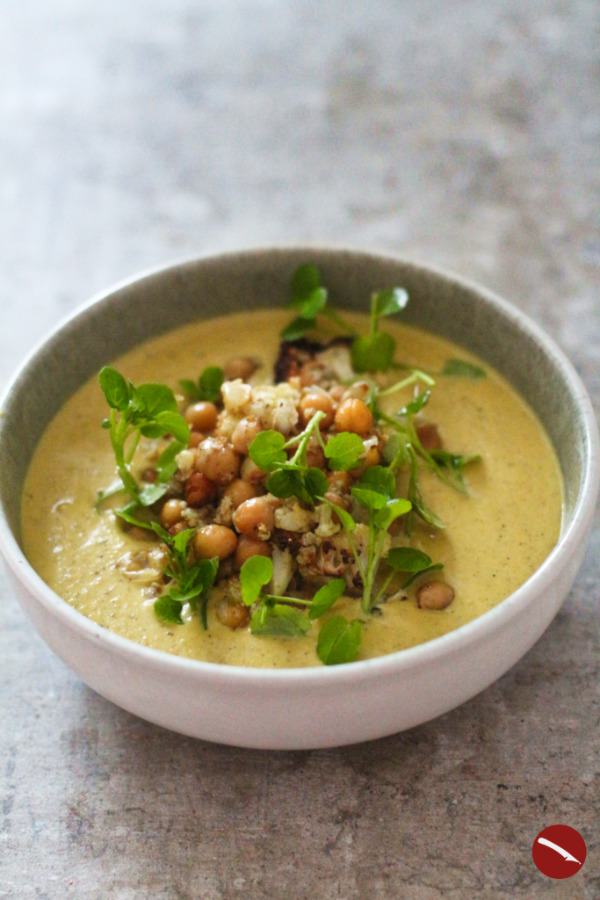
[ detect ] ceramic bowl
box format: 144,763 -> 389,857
1,248 -> 598,749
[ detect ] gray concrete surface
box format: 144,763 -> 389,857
1,1 -> 599,897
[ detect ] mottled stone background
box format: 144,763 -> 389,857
1,1 -> 599,897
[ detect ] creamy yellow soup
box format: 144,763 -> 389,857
21,310 -> 563,667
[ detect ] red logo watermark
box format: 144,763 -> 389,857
532,824 -> 587,879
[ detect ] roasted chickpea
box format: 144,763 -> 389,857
195,437 -> 241,485
416,581 -> 455,610
233,496 -> 275,540
215,599 -> 250,629
224,479 -> 259,509
194,525 -> 238,560
224,356 -> 258,381
327,469 -> 352,492
169,521 -> 187,536
299,392 -> 335,428
334,398 -> 373,435
231,416 -> 261,455
160,498 -> 187,528
305,437 -> 326,469
235,534 -> 272,568
188,431 -> 204,448
240,455 -> 266,486
185,472 -> 217,508
363,445 -> 380,468
185,401 -> 218,433
324,490 -> 350,511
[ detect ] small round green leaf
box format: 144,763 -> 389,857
240,555 -> 274,605
249,430 -> 287,470
309,579 -> 346,619
250,604 -> 311,637
317,616 -> 362,665
99,366 -> 131,410
386,547 -> 433,572
154,595 -> 184,625
371,287 -> 409,318
291,263 -> 322,302
324,432 -> 365,471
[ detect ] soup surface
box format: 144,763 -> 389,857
21,309 -> 563,667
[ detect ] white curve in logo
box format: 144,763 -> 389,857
536,836 -> 582,865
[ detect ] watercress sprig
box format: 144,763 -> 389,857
151,524 -> 219,628
248,410 -> 331,504
179,365 -> 225,402
98,366 -> 190,507
324,465 -> 413,614
350,286 -> 409,372
281,263 -> 407,373
324,469 -> 446,612
239,556 -> 361,664
386,388 -> 481,496
281,263 -> 357,342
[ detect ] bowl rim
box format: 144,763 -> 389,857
1,246 -> 598,687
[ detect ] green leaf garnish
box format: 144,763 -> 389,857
324,432 -> 364,471
351,331 -> 395,373
304,467 -> 330,499
429,450 -> 482,493
350,486 -> 388,510
137,482 -> 170,507
248,430 -> 287,470
351,286 -> 408,373
240,555 -> 273,606
134,383 -> 179,419
386,547 -> 434,572
373,497 -> 411,531
198,365 -> 225,400
290,262 -> 322,301
178,365 -> 225,401
317,616 -> 362,665
153,595 -> 184,625
240,561 -> 347,641
308,579 -> 346,620
385,546 -> 444,588
371,286 -> 409,319
355,464 -> 396,500
249,411 -> 328,507
281,265 -> 331,340
250,604 -> 311,637
323,498 -> 357,533
397,389 -> 431,418
151,525 -> 219,629
280,317 -> 318,342
99,366 -> 131,410
98,366 -> 190,505
441,358 -> 486,379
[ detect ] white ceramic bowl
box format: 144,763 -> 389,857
1,248 -> 598,749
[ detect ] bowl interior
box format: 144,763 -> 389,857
0,248 -> 593,558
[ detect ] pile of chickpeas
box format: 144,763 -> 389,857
154,354 -> 455,617
156,356 -> 379,573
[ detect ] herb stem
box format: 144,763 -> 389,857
286,410 -> 326,466
377,369 -> 435,398
322,307 -> 359,337
264,594 -> 311,606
